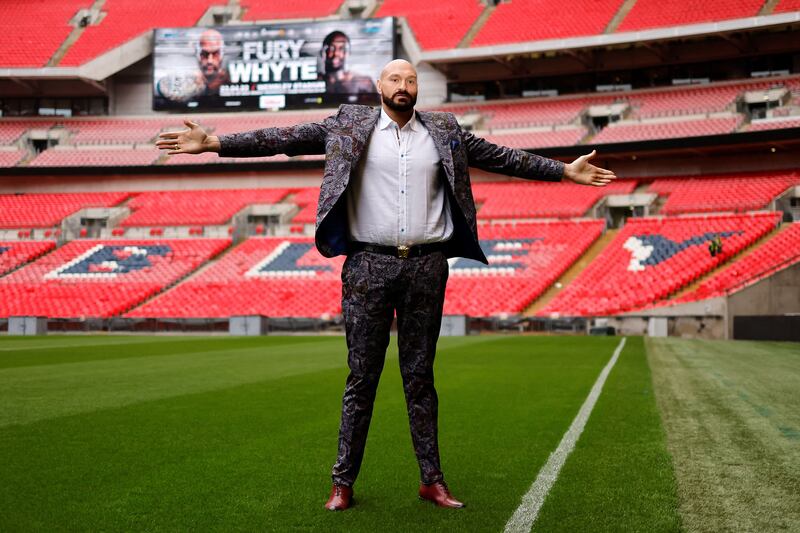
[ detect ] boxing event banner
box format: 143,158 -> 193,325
152,18 -> 395,111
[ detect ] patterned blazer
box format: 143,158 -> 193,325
218,104 -> 564,264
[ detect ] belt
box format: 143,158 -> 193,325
349,240 -> 446,259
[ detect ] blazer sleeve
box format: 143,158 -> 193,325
460,128 -> 564,182
217,110 -> 339,158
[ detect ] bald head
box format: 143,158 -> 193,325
380,59 -> 416,80
377,59 -> 418,113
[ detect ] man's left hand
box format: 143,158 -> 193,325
563,150 -> 617,186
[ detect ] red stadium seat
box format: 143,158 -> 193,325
670,222 -> 800,303
119,188 -> 289,227
0,192 -> 129,228
60,1 -> 226,66
538,212 -> 782,316
0,0 -> 88,67
618,0 -> 764,32
0,239 -> 230,318
376,0 -> 485,50
592,116 -> 743,144
649,171 -> 799,214
239,0 -> 343,21
472,0 -> 625,47
0,241 -> 56,276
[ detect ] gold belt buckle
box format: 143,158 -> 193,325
397,245 -> 410,259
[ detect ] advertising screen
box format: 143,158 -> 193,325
153,18 -> 394,111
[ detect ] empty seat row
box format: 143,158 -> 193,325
0,239 -> 230,318
649,171 -> 798,214
669,222 -> 800,303
538,211 -> 781,317
0,241 -> 57,276
0,192 -> 129,228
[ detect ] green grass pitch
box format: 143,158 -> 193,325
1,334 -> 792,532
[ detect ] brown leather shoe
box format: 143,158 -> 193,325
419,480 -> 466,509
324,484 -> 353,511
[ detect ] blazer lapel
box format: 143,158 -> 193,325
350,106 -> 381,165
416,110 -> 456,190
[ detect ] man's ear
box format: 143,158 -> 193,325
375,78 -> 381,93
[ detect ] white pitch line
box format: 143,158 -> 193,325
504,337 -> 627,533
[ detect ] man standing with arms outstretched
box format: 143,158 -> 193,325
157,59 -> 616,511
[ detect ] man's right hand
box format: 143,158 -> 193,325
155,119 -> 220,155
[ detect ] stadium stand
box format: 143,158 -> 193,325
2,75 -> 799,171
59,0 -> 227,66
617,0 -> 765,32
748,117 -> 800,131
0,120 -> 54,144
66,119 -> 169,144
481,128 -> 588,149
452,96 -> 610,129
0,192 -> 129,228
119,188 -> 289,226
0,241 -> 57,276
126,237 -> 345,318
775,0 -> 800,13
669,222 -> 800,303
206,111 -> 333,136
649,171 -> 799,214
537,212 -> 781,316
443,220 -> 605,315
28,147 -> 160,167
0,239 -> 230,318
240,0 -> 344,21
0,0 -> 88,67
471,0 -> 626,47
127,220 -> 605,318
376,0 -> 485,50
288,188 -> 322,224
591,116 -> 743,144
0,150 -> 27,167
471,179 -> 638,219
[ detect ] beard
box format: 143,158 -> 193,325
382,90 -> 416,112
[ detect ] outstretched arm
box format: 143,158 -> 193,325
156,112 -> 336,158
462,128 -> 617,186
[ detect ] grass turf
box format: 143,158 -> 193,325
0,335 -> 679,532
647,337 -> 800,533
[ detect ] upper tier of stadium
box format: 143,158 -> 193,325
1,74 -> 798,169
2,0 -> 799,67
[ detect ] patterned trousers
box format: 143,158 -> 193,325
331,250 -> 449,487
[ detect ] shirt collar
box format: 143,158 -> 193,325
378,107 -> 418,132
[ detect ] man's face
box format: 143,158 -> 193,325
378,64 -> 418,112
325,35 -> 349,72
198,35 -> 223,79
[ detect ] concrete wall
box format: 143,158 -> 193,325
108,56 -> 156,116
608,315 -> 724,339
727,261 -> 800,338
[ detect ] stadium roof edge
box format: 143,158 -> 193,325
417,12 -> 800,64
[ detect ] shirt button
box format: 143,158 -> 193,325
401,190 -> 405,193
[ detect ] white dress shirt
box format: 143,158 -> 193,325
346,108 -> 454,246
